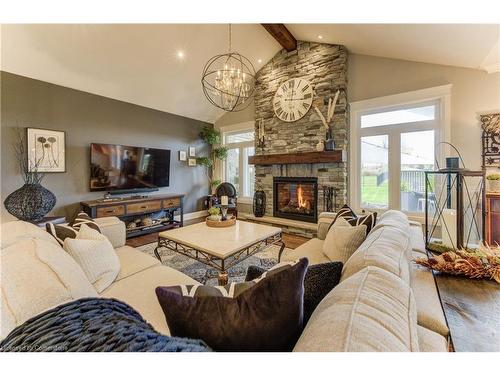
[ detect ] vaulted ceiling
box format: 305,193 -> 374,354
2,24 -> 499,123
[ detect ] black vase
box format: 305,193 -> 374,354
4,183 -> 56,221
253,190 -> 266,218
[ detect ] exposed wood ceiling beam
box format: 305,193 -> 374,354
261,24 -> 297,52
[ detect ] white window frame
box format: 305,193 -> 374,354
349,85 -> 452,221
218,121 -> 255,204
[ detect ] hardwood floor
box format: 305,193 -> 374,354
125,218 -> 309,249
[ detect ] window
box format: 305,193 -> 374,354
223,128 -> 255,201
350,85 -> 451,216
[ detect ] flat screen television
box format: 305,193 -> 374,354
90,143 -> 171,192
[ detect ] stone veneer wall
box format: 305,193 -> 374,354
254,41 -> 348,217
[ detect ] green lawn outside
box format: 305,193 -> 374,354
361,175 -> 388,206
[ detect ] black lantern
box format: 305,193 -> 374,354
424,169 -> 485,252
253,190 -> 266,217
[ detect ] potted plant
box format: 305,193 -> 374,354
207,206 -> 221,221
196,126 -> 228,194
487,173 -> 500,192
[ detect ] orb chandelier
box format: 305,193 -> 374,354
201,24 -> 256,112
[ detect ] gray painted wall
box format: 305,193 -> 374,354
1,72 -> 212,221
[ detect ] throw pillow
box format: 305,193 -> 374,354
345,211 -> 377,234
322,223 -> 367,263
46,212 -> 101,246
155,258 -> 308,352
329,204 -> 357,229
63,225 -> 120,293
245,261 -> 343,326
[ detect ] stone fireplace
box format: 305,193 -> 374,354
252,41 -> 349,224
273,177 -> 318,223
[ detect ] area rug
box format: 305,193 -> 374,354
137,242 -> 294,285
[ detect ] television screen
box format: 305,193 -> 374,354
90,143 -> 170,192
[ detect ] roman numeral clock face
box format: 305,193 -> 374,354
273,78 -> 313,122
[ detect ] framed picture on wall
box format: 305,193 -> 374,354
189,146 -> 196,157
26,128 -> 66,172
188,158 -> 197,166
179,150 -> 187,161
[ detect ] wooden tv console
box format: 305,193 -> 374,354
81,194 -> 184,238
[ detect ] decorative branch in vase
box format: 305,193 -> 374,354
3,127 -> 57,221
313,90 -> 340,151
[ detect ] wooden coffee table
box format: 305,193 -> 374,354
154,220 -> 284,285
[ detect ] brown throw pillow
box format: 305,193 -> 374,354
155,258 -> 309,352
46,212 -> 101,246
245,261 -> 343,326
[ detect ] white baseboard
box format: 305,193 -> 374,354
174,210 -> 208,221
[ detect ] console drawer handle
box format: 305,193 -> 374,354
140,205 -> 148,209
106,209 -> 116,213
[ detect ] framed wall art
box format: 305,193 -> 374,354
189,146 -> 196,157
481,113 -> 500,168
26,128 -> 66,172
179,150 -> 187,161
188,158 -> 197,166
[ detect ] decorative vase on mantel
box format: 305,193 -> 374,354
324,128 -> 335,151
4,183 -> 56,221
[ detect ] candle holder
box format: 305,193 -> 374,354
220,205 -> 229,221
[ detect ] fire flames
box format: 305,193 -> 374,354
298,185 -> 307,208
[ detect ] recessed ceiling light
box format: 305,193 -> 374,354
257,59 -> 262,63
177,51 -> 185,59
318,35 -> 323,39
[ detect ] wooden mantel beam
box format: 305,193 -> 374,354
261,24 -> 297,52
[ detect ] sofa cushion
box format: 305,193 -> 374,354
281,238 -> 330,265
417,325 -> 448,352
1,238 -> 97,340
114,246 -> 160,281
409,221 -> 427,257
372,210 -> 411,234
63,225 -> 120,293
94,217 -> 126,248
322,223 -> 366,263
155,259 -> 308,352
100,264 -> 198,336
341,226 -> 412,284
1,220 -> 60,249
294,266 -> 419,352
411,263 -> 449,337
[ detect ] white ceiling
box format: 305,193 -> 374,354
1,24 -> 499,123
288,24 -> 500,72
0,24 -> 282,123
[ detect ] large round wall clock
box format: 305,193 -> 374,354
273,78 -> 313,122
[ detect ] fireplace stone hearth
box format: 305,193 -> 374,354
253,41 -> 348,221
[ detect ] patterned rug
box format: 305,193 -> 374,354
137,242 -> 293,285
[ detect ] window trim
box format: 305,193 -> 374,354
349,85 -> 452,221
217,121 -> 255,204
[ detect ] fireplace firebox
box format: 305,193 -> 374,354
273,177 -> 318,223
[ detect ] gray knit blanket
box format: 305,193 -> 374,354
0,298 -> 210,352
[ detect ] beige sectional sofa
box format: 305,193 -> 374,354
283,210 -> 449,352
1,217 -> 197,339
1,211 -> 449,351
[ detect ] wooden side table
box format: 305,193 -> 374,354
433,273 -> 500,352
30,216 -> 66,228
486,192 -> 500,245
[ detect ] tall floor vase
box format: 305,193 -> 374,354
4,183 -> 56,221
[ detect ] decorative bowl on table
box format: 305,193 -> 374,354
206,215 -> 236,227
